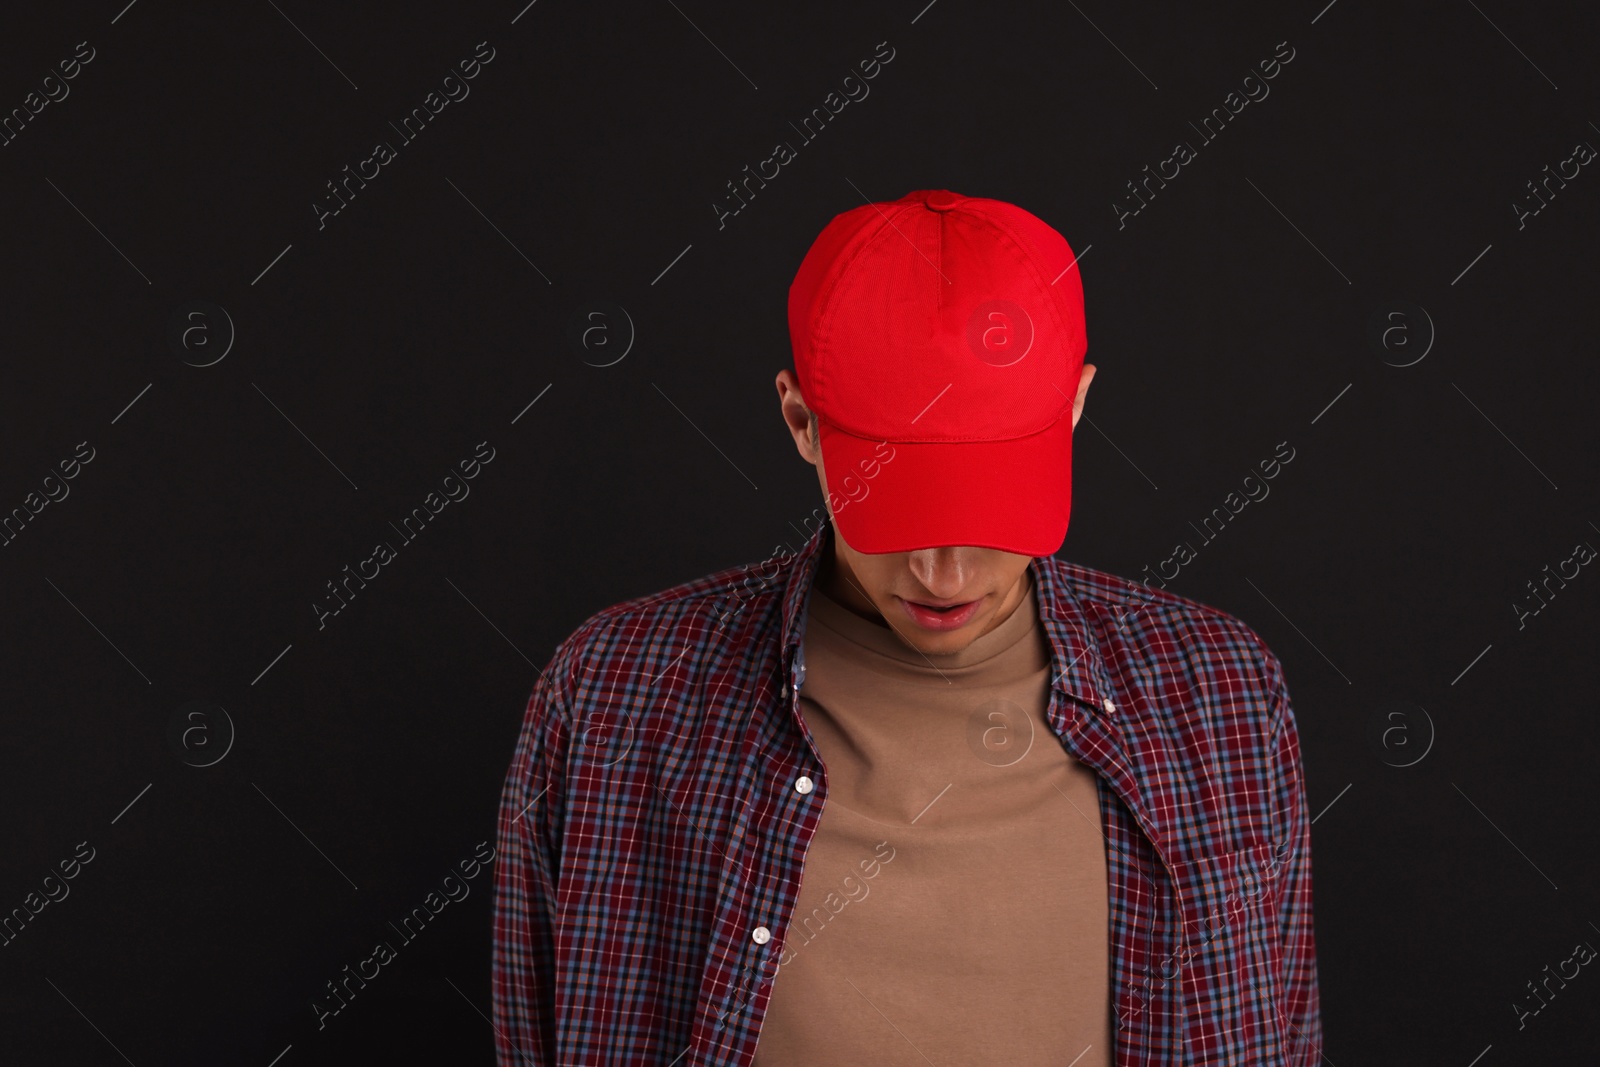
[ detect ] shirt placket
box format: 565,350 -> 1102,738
698,642 -> 821,1064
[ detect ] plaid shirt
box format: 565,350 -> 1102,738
492,513 -> 1323,1065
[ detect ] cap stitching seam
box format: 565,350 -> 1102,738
809,202 -> 915,417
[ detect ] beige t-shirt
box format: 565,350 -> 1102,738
753,572 -> 1112,1066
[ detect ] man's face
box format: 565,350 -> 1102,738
776,363 -> 1095,657
819,517 -> 1037,656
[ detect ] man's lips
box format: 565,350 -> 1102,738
899,596 -> 982,631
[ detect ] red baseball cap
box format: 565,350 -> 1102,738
788,188 -> 1089,556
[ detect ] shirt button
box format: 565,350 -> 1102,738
1102,697 -> 1117,713
794,776 -> 814,795
751,926 -> 772,945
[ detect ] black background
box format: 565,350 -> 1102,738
2,0 -> 1597,1063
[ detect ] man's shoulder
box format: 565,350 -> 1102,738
541,552 -> 788,687
1042,556 -> 1285,690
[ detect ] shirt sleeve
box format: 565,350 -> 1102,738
1263,648 -> 1325,1063
492,642 -> 576,1067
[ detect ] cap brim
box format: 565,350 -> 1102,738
817,411 -> 1073,556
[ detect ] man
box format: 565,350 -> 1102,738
492,188 -> 1323,1065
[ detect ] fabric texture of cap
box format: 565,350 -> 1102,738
788,188 -> 1088,556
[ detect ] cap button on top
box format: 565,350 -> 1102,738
923,190 -> 964,212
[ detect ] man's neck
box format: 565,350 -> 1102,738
817,533 -> 888,626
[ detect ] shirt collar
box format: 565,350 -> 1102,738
776,512 -> 1115,717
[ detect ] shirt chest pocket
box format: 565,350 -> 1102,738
1166,841 -> 1290,1065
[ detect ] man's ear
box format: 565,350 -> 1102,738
775,368 -> 821,465
1070,362 -> 1097,430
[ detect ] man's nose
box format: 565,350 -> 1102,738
907,547 -> 973,594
